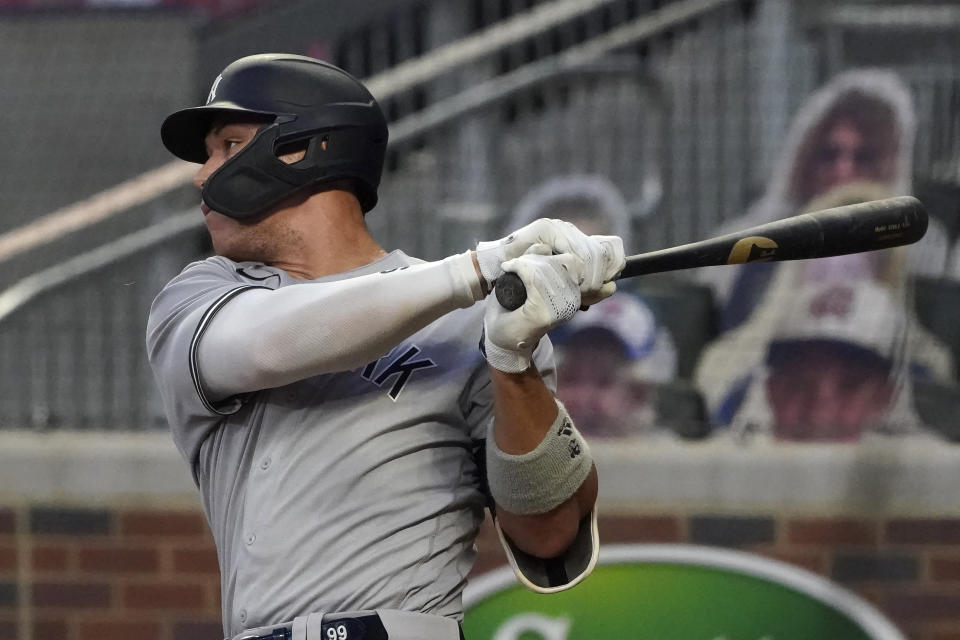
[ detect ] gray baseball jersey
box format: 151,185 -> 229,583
146,250 -> 556,637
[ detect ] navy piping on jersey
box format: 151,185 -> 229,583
189,285 -> 270,415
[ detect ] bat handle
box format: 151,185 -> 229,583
495,272 -> 526,310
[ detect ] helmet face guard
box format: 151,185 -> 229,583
160,54 -> 388,220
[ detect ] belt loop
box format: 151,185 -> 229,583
290,612 -> 325,640
290,612 -> 311,640
304,612 -> 326,640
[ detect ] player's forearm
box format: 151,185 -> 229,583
487,367 -> 598,559
197,251 -> 484,398
488,366 -> 562,452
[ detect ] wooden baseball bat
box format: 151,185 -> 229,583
495,196 -> 928,311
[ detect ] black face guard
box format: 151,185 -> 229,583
202,119 -> 384,220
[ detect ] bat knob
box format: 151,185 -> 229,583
495,272 -> 527,310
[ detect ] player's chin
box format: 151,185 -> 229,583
203,209 -> 237,233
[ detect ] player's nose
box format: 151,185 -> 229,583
192,167 -> 207,190
193,157 -> 218,190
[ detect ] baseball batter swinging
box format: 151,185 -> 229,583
147,53 -> 625,640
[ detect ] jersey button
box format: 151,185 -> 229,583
260,457 -> 272,470
246,533 -> 256,546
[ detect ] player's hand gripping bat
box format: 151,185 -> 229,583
495,196 -> 928,310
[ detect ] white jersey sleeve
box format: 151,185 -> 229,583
195,251 -> 482,400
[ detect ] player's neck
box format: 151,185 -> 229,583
270,191 -> 388,280
282,234 -> 387,280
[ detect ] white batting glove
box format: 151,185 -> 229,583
476,219 -> 626,305
581,234 -> 626,307
483,247 -> 584,373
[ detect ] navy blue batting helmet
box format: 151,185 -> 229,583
161,53 -> 388,219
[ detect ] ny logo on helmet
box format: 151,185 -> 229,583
207,74 -> 223,105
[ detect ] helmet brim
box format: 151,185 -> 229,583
161,103 -> 277,164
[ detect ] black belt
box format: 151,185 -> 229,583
245,612 -> 466,640
249,613 -> 386,640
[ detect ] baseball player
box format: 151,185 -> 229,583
147,54 -> 625,640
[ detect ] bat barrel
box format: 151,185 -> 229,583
812,195 -> 926,256
495,196 -> 927,311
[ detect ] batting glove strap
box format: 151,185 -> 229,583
486,402 -> 592,515
481,326 -> 536,373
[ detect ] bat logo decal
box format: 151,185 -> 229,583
727,236 -> 779,264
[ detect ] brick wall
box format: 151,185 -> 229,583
3,503 -> 960,640
0,504 -> 221,640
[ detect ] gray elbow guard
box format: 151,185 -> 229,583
486,402 -> 593,515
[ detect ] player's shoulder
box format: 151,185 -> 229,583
170,255 -> 234,278
147,257 -> 284,342
173,256 -> 286,287
149,257 -> 274,319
